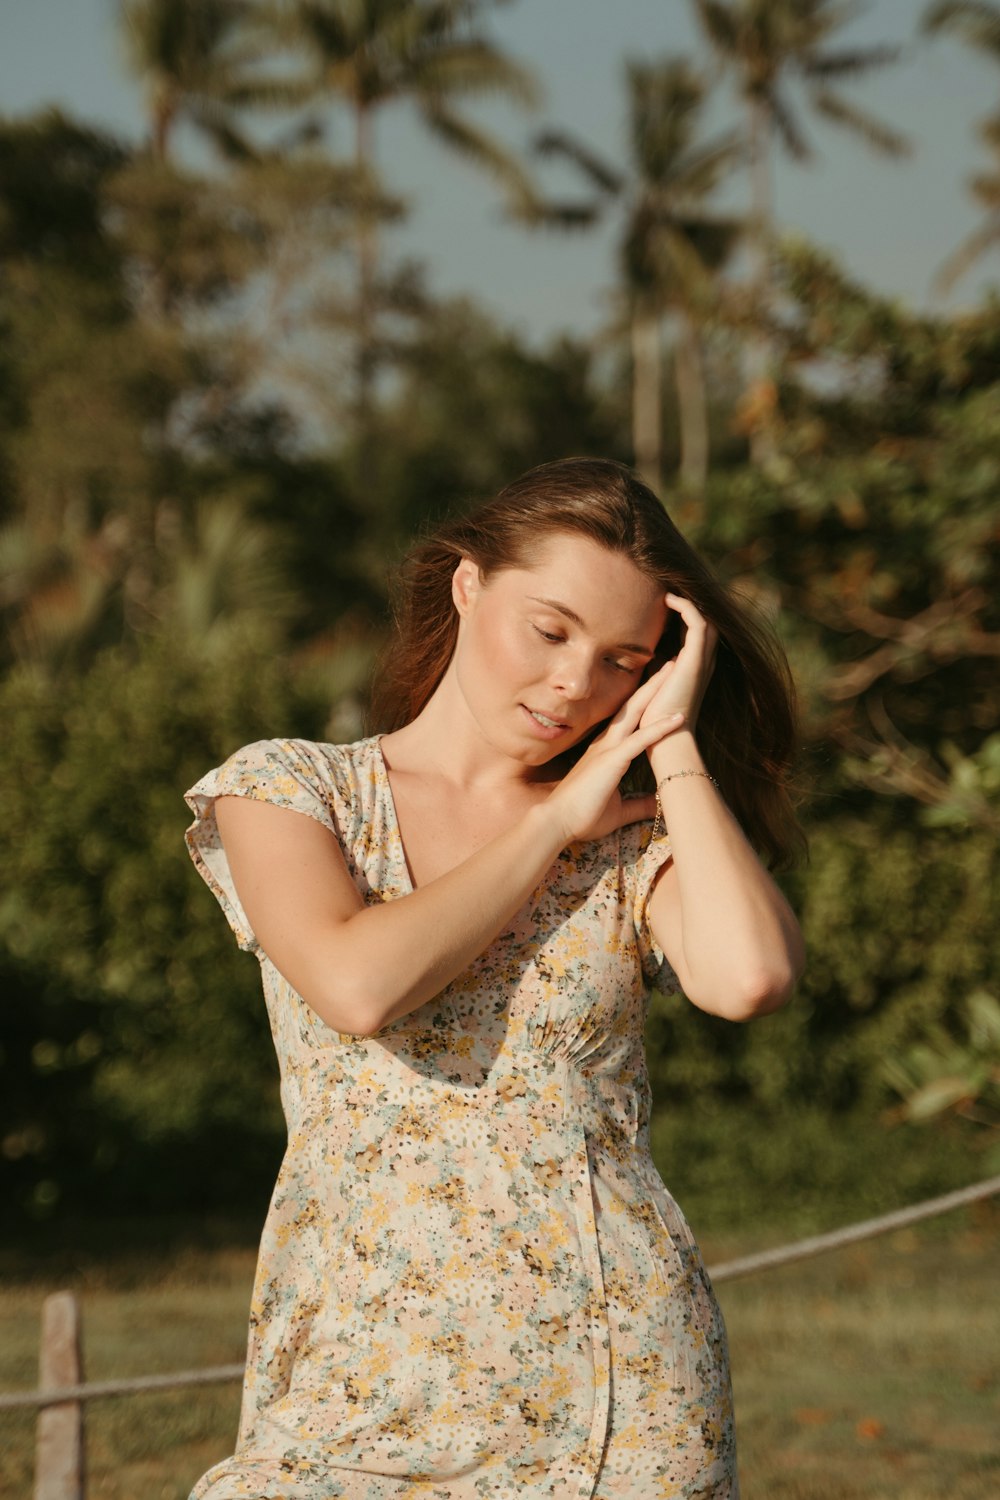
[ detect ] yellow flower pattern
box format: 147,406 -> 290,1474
183,737 -> 739,1499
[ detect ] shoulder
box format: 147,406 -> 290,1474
185,734 -> 381,835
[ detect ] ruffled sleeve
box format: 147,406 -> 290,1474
628,823 -> 682,995
183,737 -> 346,958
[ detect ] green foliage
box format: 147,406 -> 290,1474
371,299 -> 626,545
0,633 -> 334,1223
698,243 -> 1000,832
1,31 -> 999,1236
884,990 -> 1000,1148
646,818 -> 1000,1114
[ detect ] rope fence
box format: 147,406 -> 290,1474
2,1173 -> 998,1418
706,1171 -> 1000,1283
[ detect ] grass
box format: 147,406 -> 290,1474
1,1207 -> 997,1499
719,1211 -> 1000,1499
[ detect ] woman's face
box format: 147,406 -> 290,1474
450,531 -> 669,767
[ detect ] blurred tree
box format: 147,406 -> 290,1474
0,633 -> 336,1223
0,111 -> 374,679
260,0 -> 539,493
692,0 -> 908,459
924,0 -> 1000,58
884,989 -> 1000,1142
535,56 -> 741,497
637,237 -> 1000,1163
368,296 -> 626,553
119,0 -> 276,161
702,239 -> 1000,820
924,1 -> 1000,291
0,111 -> 184,666
646,817 -> 999,1119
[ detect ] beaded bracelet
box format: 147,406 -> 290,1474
651,769 -> 720,840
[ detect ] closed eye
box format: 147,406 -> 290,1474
533,624 -> 641,673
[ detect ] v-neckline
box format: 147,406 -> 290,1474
373,735 -> 417,896
372,735 -> 587,902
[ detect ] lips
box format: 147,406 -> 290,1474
525,706 -> 570,728
521,704 -> 574,737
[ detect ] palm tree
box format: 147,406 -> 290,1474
537,59 -> 742,496
692,0 -> 909,456
119,0 -> 277,161
262,0 -> 539,492
923,1 -> 1000,291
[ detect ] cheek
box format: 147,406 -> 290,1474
472,615 -> 546,683
596,675 -> 639,721
456,614 -> 532,703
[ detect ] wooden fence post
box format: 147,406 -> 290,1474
35,1290 -> 85,1500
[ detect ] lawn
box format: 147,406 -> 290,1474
1,1207 -> 997,1499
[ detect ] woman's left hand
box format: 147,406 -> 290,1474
638,594 -> 718,738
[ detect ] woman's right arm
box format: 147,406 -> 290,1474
217,793 -> 568,1035
215,702 -> 682,1036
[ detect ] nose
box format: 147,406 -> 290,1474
549,648 -> 594,702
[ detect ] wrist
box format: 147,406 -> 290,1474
523,796 -> 576,860
647,728 -> 704,782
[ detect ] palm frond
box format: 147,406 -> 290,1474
664,130 -> 746,199
220,72 -> 318,110
769,85 -> 813,161
969,167 -> 1000,206
627,56 -> 707,183
923,0 -> 1000,59
980,110 -> 1000,149
533,129 -> 623,196
416,41 -> 540,109
187,103 -> 261,162
932,212 -> 1000,291
422,104 -> 538,216
810,86 -> 912,156
265,0 -> 353,57
677,213 -> 744,274
803,44 -> 902,79
693,0 -> 742,57
510,198 -> 602,231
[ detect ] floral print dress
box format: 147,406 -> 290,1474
183,736 -> 739,1500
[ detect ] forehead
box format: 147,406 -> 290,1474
497,532 -> 666,640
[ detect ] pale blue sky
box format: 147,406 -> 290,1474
2,0 -> 998,343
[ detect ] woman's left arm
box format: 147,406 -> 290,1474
642,595 -> 805,1022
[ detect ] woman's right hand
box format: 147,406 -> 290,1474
544,668 -> 687,843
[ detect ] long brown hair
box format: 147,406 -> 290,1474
369,457 -> 805,869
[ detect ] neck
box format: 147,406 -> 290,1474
381,664 -> 564,791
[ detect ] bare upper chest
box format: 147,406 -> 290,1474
382,771 -> 554,889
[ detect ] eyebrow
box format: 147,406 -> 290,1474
527,595 -> 656,658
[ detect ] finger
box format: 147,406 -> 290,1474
606,662 -> 673,734
665,592 -> 706,622
623,712 -> 686,757
667,599 -> 719,680
666,596 -> 710,645
590,696 -> 684,765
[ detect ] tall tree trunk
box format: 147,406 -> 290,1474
151,76 -> 177,162
674,307 -> 708,497
745,93 -> 776,465
748,93 -> 773,309
153,108 -> 170,160
355,102 -> 377,498
631,304 -> 662,496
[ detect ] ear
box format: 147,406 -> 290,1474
451,557 -> 483,618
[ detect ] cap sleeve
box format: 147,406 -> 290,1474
628,823 -> 682,995
183,737 -> 344,957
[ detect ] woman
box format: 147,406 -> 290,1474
183,457 -> 805,1500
